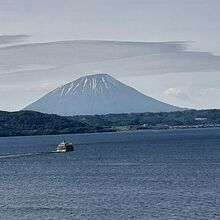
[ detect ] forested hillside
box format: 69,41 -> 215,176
0,109 -> 219,137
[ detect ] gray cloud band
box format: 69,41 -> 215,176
0,40 -> 220,80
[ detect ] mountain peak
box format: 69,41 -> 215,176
24,73 -> 183,115
53,73 -> 122,97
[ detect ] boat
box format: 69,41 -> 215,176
56,140 -> 74,152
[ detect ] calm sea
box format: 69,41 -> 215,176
0,128 -> 220,220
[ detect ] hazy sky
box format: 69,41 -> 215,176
0,0 -> 220,111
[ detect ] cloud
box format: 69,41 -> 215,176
0,35 -> 31,46
1,40 -> 220,79
163,87 -> 188,99
0,82 -> 54,93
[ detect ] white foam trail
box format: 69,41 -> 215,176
0,151 -> 57,159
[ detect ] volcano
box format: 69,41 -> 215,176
24,73 -> 183,115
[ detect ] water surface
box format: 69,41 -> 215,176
0,128 -> 220,219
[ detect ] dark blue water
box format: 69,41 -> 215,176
0,128 -> 220,220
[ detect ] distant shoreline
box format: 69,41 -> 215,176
0,126 -> 220,139
0,109 -> 219,138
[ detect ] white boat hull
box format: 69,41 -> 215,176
56,141 -> 74,152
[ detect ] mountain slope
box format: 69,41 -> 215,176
24,73 -> 183,115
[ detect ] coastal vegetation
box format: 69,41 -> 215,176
0,109 -> 219,137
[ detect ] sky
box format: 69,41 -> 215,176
0,0 -> 220,111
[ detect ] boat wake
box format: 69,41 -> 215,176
0,151 -> 57,159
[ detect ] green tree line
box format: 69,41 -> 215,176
0,109 -> 219,137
